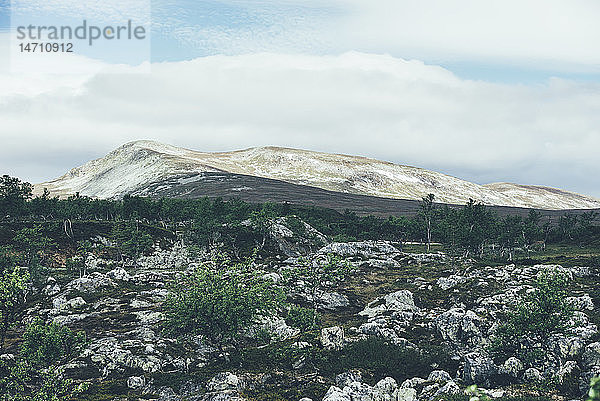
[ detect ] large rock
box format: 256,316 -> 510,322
359,290 -> 418,318
107,267 -> 132,281
247,316 -> 299,341
523,367 -> 543,383
318,241 -> 400,259
437,275 -> 466,291
498,357 -> 524,379
318,292 -> 350,311
583,342 -> 600,368
267,217 -> 328,257
463,353 -> 498,386
336,370 -> 362,388
321,326 -> 345,350
555,360 -> 580,393
66,272 -> 116,294
427,370 -> 451,384
321,376 -> 407,401
128,376 -> 146,389
436,308 -> 483,345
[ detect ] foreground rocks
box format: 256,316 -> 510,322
13,235 -> 600,401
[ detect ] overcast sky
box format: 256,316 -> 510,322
0,0 -> 599,197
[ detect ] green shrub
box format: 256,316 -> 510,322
111,220 -> 153,261
20,318 -> 86,368
0,360 -> 88,401
286,305 -> 321,332
318,337 -> 457,384
589,376 -> 600,401
286,216 -> 306,236
0,265 -> 30,351
489,268 -> 576,366
163,255 -> 285,347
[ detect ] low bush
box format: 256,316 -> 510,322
318,337 -> 457,384
286,305 -> 321,332
20,317 -> 86,368
489,268 -> 576,367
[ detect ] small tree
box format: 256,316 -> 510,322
588,377 -> 600,401
0,175 -> 33,219
419,194 -> 436,252
0,266 -> 30,351
163,255 -> 285,349
490,268 -> 576,366
283,254 -> 353,327
111,219 -> 153,263
20,318 -> 86,368
1,318 -> 87,401
249,204 -> 277,250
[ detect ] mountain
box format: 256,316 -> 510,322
34,140 -> 600,210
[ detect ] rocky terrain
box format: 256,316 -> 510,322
34,140 -> 600,210
3,216 -> 599,401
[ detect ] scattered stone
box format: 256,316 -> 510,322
437,275 -> 466,290
463,353 -> 498,386
335,370 -> 362,388
321,326 -> 345,350
427,370 -> 452,384
128,376 -> 146,389
583,342 -> 600,368
318,241 -> 400,259
499,357 -> 524,378
207,372 -> 241,392
107,267 -> 132,281
359,290 -> 418,318
523,368 -> 543,383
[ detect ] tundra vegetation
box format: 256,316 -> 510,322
0,174 -> 599,401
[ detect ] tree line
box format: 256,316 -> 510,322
1,175 -> 598,259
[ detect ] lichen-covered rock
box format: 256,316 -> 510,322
322,386 -> 350,401
583,342 -> 600,368
321,326 -> 345,350
128,376 -> 146,389
335,370 -> 362,388
66,272 -> 116,294
434,380 -> 460,397
523,368 -> 543,383
359,290 -> 418,318
427,370 -> 452,384
43,277 -> 61,296
207,372 -> 242,392
318,241 -> 400,259
463,353 -> 498,386
247,316 -> 299,341
107,267 -> 132,281
317,292 -> 350,311
437,275 -> 466,291
555,360 -> 580,393
499,357 -> 524,379
436,308 -> 484,345
267,217 -> 328,257
395,388 -> 418,401
321,377 -> 402,401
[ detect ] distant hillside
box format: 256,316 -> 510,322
34,140 -> 600,210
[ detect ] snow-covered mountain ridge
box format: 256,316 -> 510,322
34,140 -> 600,210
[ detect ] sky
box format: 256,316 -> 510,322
0,0 -> 599,198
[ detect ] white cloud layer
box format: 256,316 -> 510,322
0,52 -> 599,197
329,0 -> 600,72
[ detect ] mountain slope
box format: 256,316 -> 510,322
35,140 -> 600,210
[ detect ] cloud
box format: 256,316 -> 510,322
330,0 -> 600,72
4,1 -> 600,77
0,52 -> 599,198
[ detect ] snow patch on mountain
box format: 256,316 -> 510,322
35,140 -> 600,210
